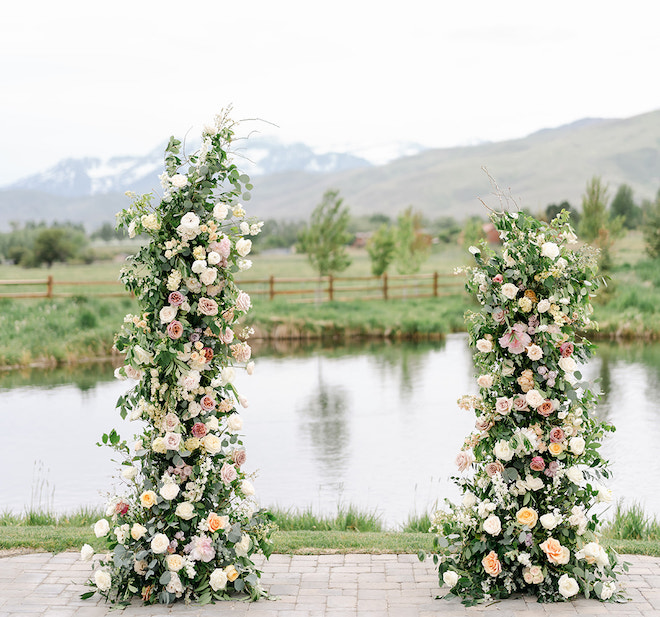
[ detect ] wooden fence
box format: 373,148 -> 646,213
0,272 -> 465,302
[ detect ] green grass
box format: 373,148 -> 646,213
270,505 -> 383,532
602,501 -> 660,541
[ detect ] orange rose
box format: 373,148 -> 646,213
207,512 -> 222,533
224,564 -> 239,582
482,550 -> 502,577
548,442 -> 564,456
516,507 -> 538,528
540,538 -> 570,565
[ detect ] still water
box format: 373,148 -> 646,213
1,335 -> 659,527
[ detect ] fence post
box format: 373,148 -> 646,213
328,275 -> 334,302
269,275 -> 275,301
382,272 -> 388,300
47,275 -> 54,298
433,271 -> 438,297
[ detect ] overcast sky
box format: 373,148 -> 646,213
1,0 -> 658,185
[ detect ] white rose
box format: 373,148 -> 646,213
166,571 -> 184,595
207,251 -> 221,265
526,345 -> 543,361
569,436 -> 586,455
477,374 -> 494,388
525,389 -> 544,409
558,356 -> 577,373
525,475 -> 544,491
241,479 -> 255,496
133,345 -> 153,365
94,519 -> 110,538
127,220 -> 137,238
236,238 -> 252,257
213,203 -> 228,220
221,367 -> 236,385
238,258 -> 252,271
141,213 -> 160,230
80,544 -> 95,561
494,440 -> 514,461
175,502 -> 195,520
246,361 -> 255,375
595,483 -> 613,503
170,174 -> 188,188
501,283 -> 519,300
462,492 -> 477,508
599,581 -> 616,600
202,434 -> 222,455
160,482 -> 180,500
540,513 -> 559,530
565,466 -> 584,485
131,523 -> 147,540
166,554 -> 184,572
558,574 -> 579,599
443,570 -> 459,587
200,268 -> 217,286
576,542 -> 609,569
234,534 -> 251,558
206,416 -> 220,432
159,305 -> 177,324
151,533 -> 170,554
180,212 -> 200,230
537,299 -> 551,313
483,515 -> 502,536
476,338 -> 493,353
210,568 -> 228,591
541,242 -> 560,259
192,259 -> 207,274
94,569 -> 112,592
227,413 -> 243,432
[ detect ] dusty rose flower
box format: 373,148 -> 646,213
544,461 -> 560,477
492,274 -> 503,283
492,307 -> 508,324
231,342 -> 252,363
220,328 -> 234,344
202,347 -> 214,363
168,291 -> 185,306
164,432 -> 181,451
220,462 -> 237,484
163,413 -> 180,432
198,297 -> 219,316
495,396 -> 513,415
513,395 -> 529,412
191,422 -> 207,439
549,427 -> 565,443
232,448 -> 247,466
200,394 -> 216,411
455,450 -> 475,472
530,456 -> 546,471
560,341 -> 574,357
235,291 -> 251,312
475,417 -> 493,432
485,460 -> 505,477
537,399 -> 554,417
167,320 -> 184,339
499,323 -> 532,354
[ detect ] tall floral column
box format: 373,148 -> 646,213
428,210 -> 622,604
80,110 -> 274,605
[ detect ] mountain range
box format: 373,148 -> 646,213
1,109 -> 658,229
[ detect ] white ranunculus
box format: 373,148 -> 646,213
541,242 -> 560,259
170,174 -> 188,188
501,283 -> 519,300
565,466 -> 584,485
569,436 -> 586,455
159,305 -> 177,324
443,570 -> 459,587
94,519 -> 110,538
483,515 -> 502,536
540,513 -> 559,530
175,502 -> 195,520
94,569 -> 112,592
558,574 -> 579,598
160,482 -> 180,500
236,238 -> 252,257
213,203 -> 229,220
80,544 -> 95,561
494,439 -> 514,461
210,568 -> 228,591
151,533 -> 170,554
227,413 -> 243,432
558,356 -> 577,373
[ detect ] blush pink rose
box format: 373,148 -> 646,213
549,427 -> 565,443
530,456 -> 546,471
492,307 -> 508,324
492,274 -> 504,283
235,291 -> 251,313
191,422 -> 207,439
220,463 -> 237,484
200,395 -> 216,411
513,396 -> 529,412
560,341 -> 574,357
167,320 -> 184,339
485,461 -> 505,477
495,397 -> 513,415
168,291 -> 185,306
455,450 -> 475,472
198,297 -> 219,316
232,449 -> 247,466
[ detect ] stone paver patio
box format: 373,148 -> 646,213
0,552 -> 658,616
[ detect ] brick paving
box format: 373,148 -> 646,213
0,552 -> 658,616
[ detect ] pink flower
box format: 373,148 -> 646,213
164,432 -> 181,451
232,449 -> 247,466
184,535 -> 216,562
198,297 -> 219,316
167,320 -> 184,339
235,291 -> 251,313
220,462 -> 237,484
560,341 -> 574,357
231,342 -> 252,363
220,328 -> 234,344
115,500 -> 130,516
549,427 -> 565,443
530,456 -> 545,472
191,422 -> 207,439
537,399 -> 555,417
492,307 -> 508,324
495,397 -> 513,415
498,323 -> 532,355
544,461 -> 560,477
513,396 -> 529,412
168,291 -> 185,306
455,450 -> 475,472
200,395 -> 216,411
492,274 -> 504,283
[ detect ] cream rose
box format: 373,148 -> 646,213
202,434 -> 222,455
558,574 -> 579,598
80,543 -> 95,561
501,283 -> 519,300
565,466 -> 584,485
516,507 -> 538,528
140,490 -> 157,508
443,570 -> 459,587
131,523 -> 147,540
94,519 -> 110,538
166,554 -> 184,572
241,479 -> 255,496
164,432 -> 181,451
576,542 -> 609,568
539,513 -> 559,530
213,203 -> 229,220
525,389 -> 544,409
234,534 -> 251,557
526,344 -> 543,361
94,569 -> 112,592
175,501 -> 195,520
477,374 -> 494,388
227,413 -> 243,432
210,568 -> 228,591
462,492 -> 477,508
159,306 -> 177,324
170,174 -> 188,188
476,338 -> 493,353
541,242 -> 560,259
133,345 -> 153,365
151,533 -> 170,554
494,440 -> 514,461
483,515 -> 502,536
569,436 -> 586,455
191,259 -> 207,274
141,213 -> 160,230
236,238 -> 252,257
558,356 -> 577,373
160,482 -> 180,500
537,298 -> 551,313
599,581 -> 616,600
200,268 -> 218,286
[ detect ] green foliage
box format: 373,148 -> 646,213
602,502 -> 660,541
545,201 -> 581,226
367,224 -> 397,276
394,207 -> 431,275
461,216 -> 487,253
642,189 -> 660,258
271,505 -> 382,532
610,184 -> 641,229
250,219 -> 305,252
0,222 -> 87,267
298,189 -> 352,276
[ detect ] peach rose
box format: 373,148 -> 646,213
516,507 -> 538,528
548,442 -> 564,456
482,551 -> 502,577
485,461 -> 505,477
540,538 -> 570,565
167,320 -> 184,339
139,490 -> 157,508
207,512 -> 228,533
517,370 -> 535,393
537,399 -> 554,417
224,564 -> 239,582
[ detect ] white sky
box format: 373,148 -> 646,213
1,0 -> 659,185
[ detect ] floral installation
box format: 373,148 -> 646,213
425,209 -> 625,604
80,109 -> 274,606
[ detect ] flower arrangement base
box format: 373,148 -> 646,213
426,209 -> 623,605
80,110 -> 274,605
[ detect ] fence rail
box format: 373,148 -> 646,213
0,272 -> 465,302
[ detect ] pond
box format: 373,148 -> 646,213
1,334 -> 659,527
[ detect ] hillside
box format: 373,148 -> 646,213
1,110 -> 658,228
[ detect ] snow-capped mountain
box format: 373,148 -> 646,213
5,138 -> 376,198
